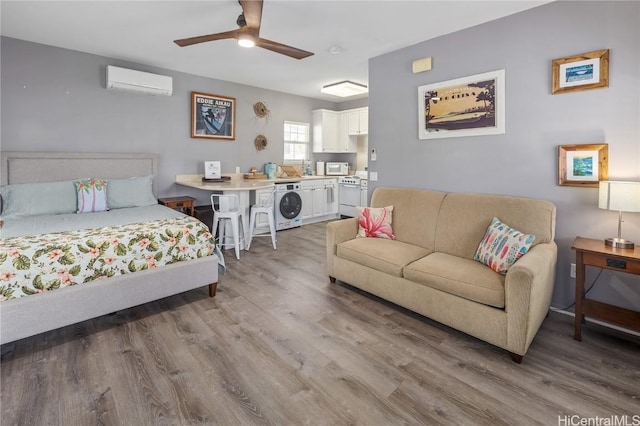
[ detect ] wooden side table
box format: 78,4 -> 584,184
571,236 -> 640,341
158,196 -> 196,216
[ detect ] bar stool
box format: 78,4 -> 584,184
210,193 -> 244,260
246,186 -> 277,250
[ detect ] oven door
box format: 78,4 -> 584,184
339,183 -> 361,217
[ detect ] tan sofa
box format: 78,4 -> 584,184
326,187 -> 557,362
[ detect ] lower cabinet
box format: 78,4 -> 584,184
300,179 -> 339,224
324,179 -> 338,216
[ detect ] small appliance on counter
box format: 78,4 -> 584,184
326,162 -> 349,176
316,161 -> 325,176
264,162 -> 277,179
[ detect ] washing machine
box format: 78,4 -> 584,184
275,183 -> 303,230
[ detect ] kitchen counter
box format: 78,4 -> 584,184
175,174 -> 333,190
176,174 -> 274,191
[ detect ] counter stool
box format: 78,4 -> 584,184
210,193 -> 244,260
246,186 -> 277,250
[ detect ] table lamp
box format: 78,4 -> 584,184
598,181 -> 640,249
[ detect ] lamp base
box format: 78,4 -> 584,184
604,237 -> 635,249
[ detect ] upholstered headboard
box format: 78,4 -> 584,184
1,152 -> 159,196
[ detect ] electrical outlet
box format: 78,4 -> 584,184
570,263 -> 576,278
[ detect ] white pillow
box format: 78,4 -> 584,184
75,179 -> 109,213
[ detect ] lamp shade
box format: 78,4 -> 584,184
598,181 -> 640,212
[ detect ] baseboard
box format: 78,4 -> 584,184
549,307 -> 640,337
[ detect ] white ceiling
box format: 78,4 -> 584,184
1,0 -> 551,102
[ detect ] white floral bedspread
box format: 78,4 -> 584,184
0,216 -> 215,301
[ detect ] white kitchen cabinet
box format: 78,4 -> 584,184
303,181 -> 325,219
300,179 -> 340,223
313,109 -> 356,153
339,113 -> 356,153
312,109 -> 340,153
347,107 -> 368,135
324,179 -> 338,216
312,185 -> 325,217
300,182 -> 314,220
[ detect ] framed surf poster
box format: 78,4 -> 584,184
191,92 -> 236,140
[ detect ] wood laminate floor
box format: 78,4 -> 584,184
1,222 -> 639,425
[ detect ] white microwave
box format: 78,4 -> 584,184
326,162 -> 349,175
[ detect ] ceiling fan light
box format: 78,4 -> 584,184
321,80 -> 368,97
237,34 -> 255,48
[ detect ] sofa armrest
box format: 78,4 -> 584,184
504,242 -> 558,354
326,218 -> 359,277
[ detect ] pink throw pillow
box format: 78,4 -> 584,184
357,206 -> 395,240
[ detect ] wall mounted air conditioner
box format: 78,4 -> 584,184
106,65 -> 173,96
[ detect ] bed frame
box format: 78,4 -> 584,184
0,152 -> 218,345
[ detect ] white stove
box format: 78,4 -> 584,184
338,175 -> 368,217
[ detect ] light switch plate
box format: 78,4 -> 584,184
369,172 -> 378,181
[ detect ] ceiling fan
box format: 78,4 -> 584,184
173,0 -> 314,60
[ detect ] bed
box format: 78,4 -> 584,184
0,152 -> 219,345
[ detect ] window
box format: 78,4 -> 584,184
283,121 -> 310,163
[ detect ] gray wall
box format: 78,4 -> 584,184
0,37 -> 335,204
368,1 -> 640,310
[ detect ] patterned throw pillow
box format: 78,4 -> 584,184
75,179 -> 108,213
474,217 -> 535,274
357,205 -> 395,240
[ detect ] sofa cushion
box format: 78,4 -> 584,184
474,217 -> 535,274
434,193 -> 556,260
404,252 -> 506,308
357,205 -> 395,239
370,187 -> 446,250
337,238 -> 431,277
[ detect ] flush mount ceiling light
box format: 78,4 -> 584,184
321,80 -> 368,97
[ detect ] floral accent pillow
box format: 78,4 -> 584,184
75,179 -> 108,213
357,206 -> 395,240
474,217 -> 535,274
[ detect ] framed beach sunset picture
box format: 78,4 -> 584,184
418,69 -> 505,140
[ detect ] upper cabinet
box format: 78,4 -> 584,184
347,108 -> 368,135
313,109 -> 358,153
313,107 -> 368,153
312,109 -> 341,153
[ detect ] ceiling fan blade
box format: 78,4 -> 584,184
239,0 -> 263,29
174,29 -> 239,47
256,38 -> 314,60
